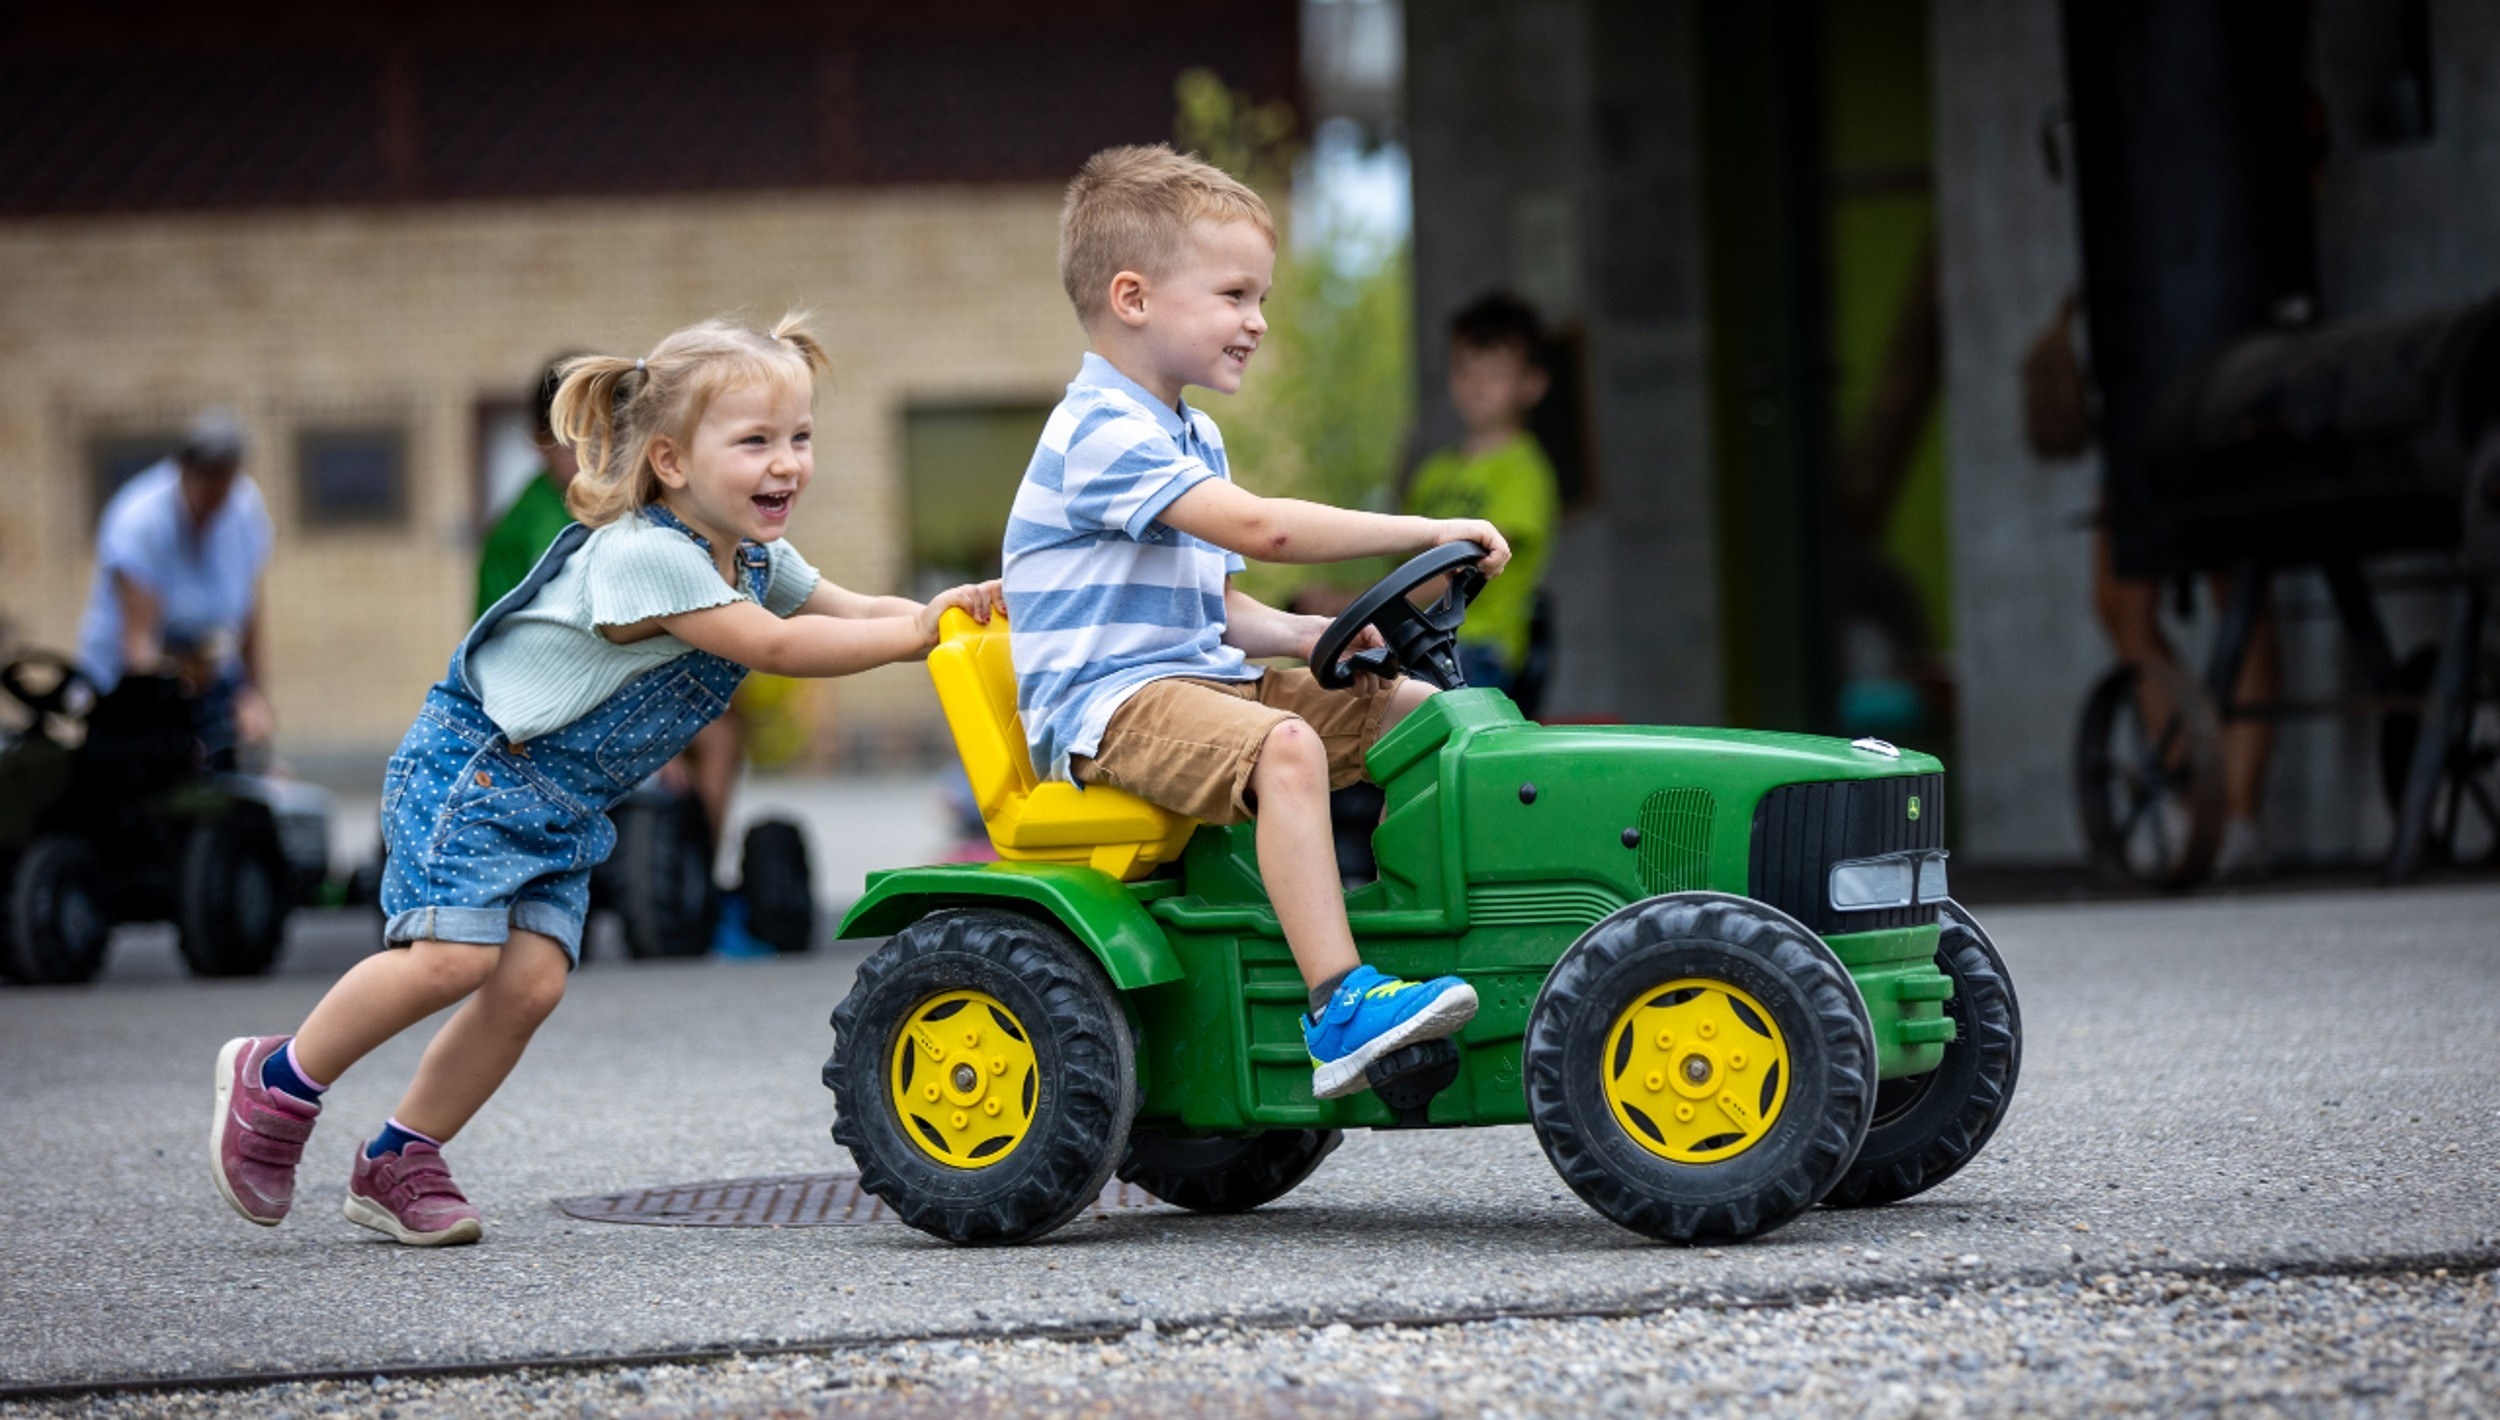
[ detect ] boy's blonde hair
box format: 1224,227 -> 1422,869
1059,144 -> 1276,325
550,313 -> 830,527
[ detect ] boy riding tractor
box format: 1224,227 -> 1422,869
824,545 -> 2020,1246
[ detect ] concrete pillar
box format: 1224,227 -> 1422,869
1405,0 -> 1720,724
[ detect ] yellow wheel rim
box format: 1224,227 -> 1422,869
889,989 -> 1039,1169
1602,978 -> 1790,1164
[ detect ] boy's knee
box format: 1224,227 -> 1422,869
1251,718 -> 1328,798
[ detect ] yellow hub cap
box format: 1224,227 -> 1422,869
889,989 -> 1038,1169
1602,978 -> 1790,1164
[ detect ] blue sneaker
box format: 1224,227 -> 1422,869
1303,965 -> 1479,1100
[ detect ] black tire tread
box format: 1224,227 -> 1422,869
176,812 -> 288,979
826,908 -> 1136,1245
1525,892 -> 1875,1244
1820,901 -> 2022,1208
4,835 -> 111,985
1117,1128 -> 1342,1214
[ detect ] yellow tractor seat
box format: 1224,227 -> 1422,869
927,607 -> 1197,881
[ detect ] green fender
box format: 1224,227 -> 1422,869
835,860 -> 1184,990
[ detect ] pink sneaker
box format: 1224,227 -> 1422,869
344,1141 -> 484,1246
210,1036 -> 320,1226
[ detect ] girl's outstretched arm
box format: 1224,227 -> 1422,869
651,581 -> 1001,679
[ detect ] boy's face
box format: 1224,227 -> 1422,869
1121,218 -> 1274,402
1449,341 -> 1549,436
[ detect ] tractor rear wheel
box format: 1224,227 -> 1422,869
826,908 -> 1136,1245
1820,900 -> 2021,1208
1118,1128 -> 1342,1214
1526,892 -> 1875,1244
176,811 -> 289,978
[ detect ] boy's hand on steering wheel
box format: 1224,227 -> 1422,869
1299,617 -> 1390,691
1430,519 -> 1511,576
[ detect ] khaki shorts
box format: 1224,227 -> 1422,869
1071,669 -> 1398,825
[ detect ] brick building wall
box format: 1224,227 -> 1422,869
0,187 -> 1087,763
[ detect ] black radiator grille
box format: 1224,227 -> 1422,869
1747,773 -> 1945,935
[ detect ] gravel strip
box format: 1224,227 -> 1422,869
11,1267 -> 2493,1418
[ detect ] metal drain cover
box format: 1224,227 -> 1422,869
555,1171 -> 1164,1227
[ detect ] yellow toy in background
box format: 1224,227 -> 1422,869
926,607 -> 1195,880
730,672 -> 815,771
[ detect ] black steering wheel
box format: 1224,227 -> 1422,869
1309,541 -> 1490,692
2,652 -> 94,725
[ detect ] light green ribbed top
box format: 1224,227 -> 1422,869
470,516 -> 820,743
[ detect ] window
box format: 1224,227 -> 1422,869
296,427 -> 408,528
86,432 -> 181,525
902,403 -> 1053,597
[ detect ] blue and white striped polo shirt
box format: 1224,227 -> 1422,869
1004,353 -> 1257,780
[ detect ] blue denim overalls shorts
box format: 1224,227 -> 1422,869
378,507 -> 769,963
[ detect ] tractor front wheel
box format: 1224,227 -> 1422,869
1118,1129 -> 1342,1214
1820,900 -> 2021,1208
4,835 -> 112,985
826,909 -> 1136,1245
1526,892 -> 1875,1244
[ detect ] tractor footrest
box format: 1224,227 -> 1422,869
1368,1038 -> 1461,1126
1893,975 -> 1956,1003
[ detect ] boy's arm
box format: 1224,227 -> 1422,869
1161,479 -> 1512,575
1221,585 -> 1332,661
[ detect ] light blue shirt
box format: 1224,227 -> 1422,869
467,512 -> 821,744
76,460 -> 273,691
1003,353 -> 1254,781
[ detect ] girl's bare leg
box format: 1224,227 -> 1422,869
391,930 -> 572,1142
290,940 -> 501,1086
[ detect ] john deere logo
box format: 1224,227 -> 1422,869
1906,796 -> 1922,821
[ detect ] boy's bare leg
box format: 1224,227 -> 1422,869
290,941 -> 502,1086
391,930 -> 572,1141
1376,676 -> 1435,736
1248,719 -> 1361,990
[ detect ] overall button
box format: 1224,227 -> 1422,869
475,771 -> 494,788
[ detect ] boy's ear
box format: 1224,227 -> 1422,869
1108,269 -> 1151,328
1521,366 -> 1552,409
648,435 -> 688,490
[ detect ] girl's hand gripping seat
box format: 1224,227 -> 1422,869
926,608 -> 1196,881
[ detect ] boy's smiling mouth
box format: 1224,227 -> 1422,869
752,491 -> 794,519
1222,342 -> 1255,367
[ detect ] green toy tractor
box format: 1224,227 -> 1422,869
824,545 -> 2020,1246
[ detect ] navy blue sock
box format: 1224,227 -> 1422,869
364,1118 -> 439,1160
259,1040 -> 327,1105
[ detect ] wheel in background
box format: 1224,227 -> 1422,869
2075,660 -> 2226,888
2378,644 -> 2500,867
176,811 -> 289,978
613,794 -> 716,959
739,819 -> 816,954
1820,899 -> 2022,1208
1526,892 -> 1876,1244
825,908 -> 1137,1245
3,835 -> 111,984
1118,1129 -> 1342,1214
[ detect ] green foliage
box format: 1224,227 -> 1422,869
1173,68 -> 1413,603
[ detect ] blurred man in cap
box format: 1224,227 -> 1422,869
76,405 -> 276,764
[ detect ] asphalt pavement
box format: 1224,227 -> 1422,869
2,872 -> 2496,1394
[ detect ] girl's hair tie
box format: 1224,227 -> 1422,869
634,358 -> 646,372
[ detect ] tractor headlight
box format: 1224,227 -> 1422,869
1828,850 -> 1950,913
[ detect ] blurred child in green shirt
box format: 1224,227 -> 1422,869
475,357 -> 581,618
1403,293 -> 1559,694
